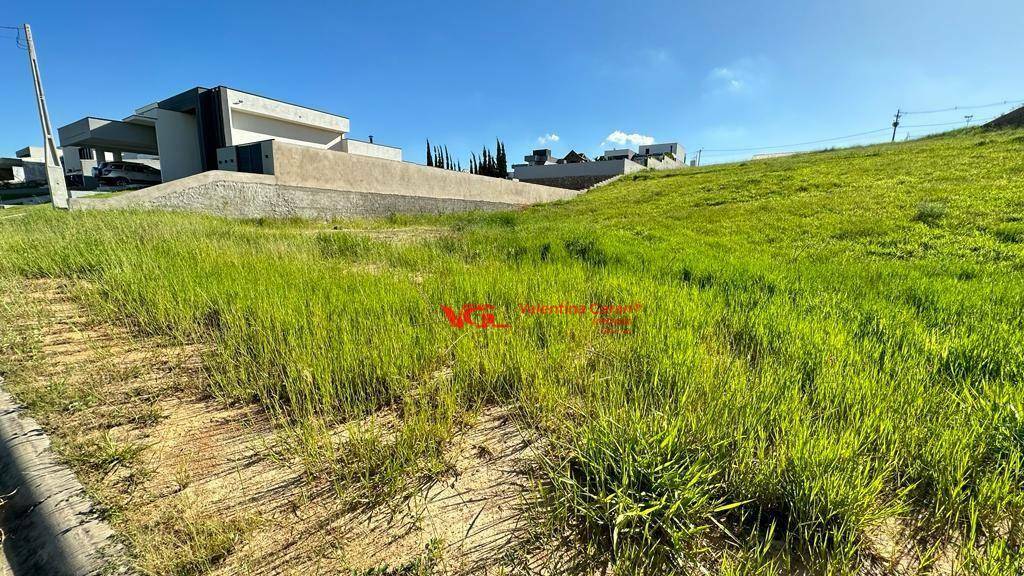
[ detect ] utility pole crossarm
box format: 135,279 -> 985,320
23,24 -> 69,209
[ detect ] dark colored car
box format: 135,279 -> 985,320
93,161 -> 162,187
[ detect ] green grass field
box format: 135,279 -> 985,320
2,127 -> 1023,574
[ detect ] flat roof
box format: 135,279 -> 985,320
57,117 -> 159,155
156,85 -> 350,122
345,137 -> 401,150
218,86 -> 349,121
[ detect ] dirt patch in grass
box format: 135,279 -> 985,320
0,279 -> 536,575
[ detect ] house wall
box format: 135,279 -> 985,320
229,110 -> 343,148
20,161 -> 48,182
220,87 -> 347,149
638,143 -> 678,156
153,109 -> 202,182
15,147 -> 45,160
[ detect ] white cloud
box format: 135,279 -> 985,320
537,133 -> 560,145
711,67 -> 745,92
706,57 -> 770,96
602,130 -> 655,148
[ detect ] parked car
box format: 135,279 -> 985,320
93,162 -> 161,187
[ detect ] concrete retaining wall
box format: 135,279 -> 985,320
70,145 -> 578,219
516,156 -> 643,183
71,172 -> 522,219
271,141 -> 573,205
514,174 -> 619,190
642,155 -> 685,171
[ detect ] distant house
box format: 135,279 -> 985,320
523,149 -> 558,165
559,150 -> 591,164
58,85 -> 401,189
635,143 -> 679,157
601,149 -> 634,161
0,146 -> 62,185
512,141 -> 685,190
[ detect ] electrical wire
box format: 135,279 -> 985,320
700,127 -> 892,153
1,25 -> 27,50
694,107 -> 1016,163
902,99 -> 1024,115
694,113 -> 1007,165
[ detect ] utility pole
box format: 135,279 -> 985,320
891,109 -> 901,143
964,114 -> 974,127
696,148 -> 702,167
23,24 -> 69,209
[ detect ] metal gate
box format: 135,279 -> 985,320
236,143 -> 264,174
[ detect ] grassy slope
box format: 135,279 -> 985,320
2,128 -> 1024,574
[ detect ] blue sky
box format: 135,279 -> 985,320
3,0 -> 1023,165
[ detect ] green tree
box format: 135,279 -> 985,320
496,140 -> 508,177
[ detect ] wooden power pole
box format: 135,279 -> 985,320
891,109 -> 902,143
23,24 -> 69,209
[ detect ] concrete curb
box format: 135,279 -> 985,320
0,376 -> 123,575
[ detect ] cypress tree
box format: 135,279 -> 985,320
426,140 -> 433,167
496,140 -> 507,178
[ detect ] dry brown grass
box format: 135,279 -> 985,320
0,278 -> 537,575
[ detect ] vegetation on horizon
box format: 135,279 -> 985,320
1,127 -> 1023,574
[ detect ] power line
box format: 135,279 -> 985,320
1,24 -> 28,50
901,114 -> 998,129
902,99 -> 1024,115
695,113 -> 1004,164
695,104 -> 1011,162
701,127 -> 891,153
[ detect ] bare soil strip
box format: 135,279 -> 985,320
0,279 -> 535,575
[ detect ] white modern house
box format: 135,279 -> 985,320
512,142 -> 685,189
0,147 -> 62,184
58,86 -> 401,187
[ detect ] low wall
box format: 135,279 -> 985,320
331,139 -> 403,162
642,155 -> 686,170
70,146 -> 578,219
271,141 -> 573,204
515,174 -> 618,190
72,172 -> 521,219
511,158 -> 646,190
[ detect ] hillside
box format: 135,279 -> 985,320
1,127 -> 1023,575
